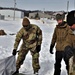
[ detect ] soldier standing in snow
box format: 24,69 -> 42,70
49,13 -> 71,75
66,10 -> 75,75
12,17 -> 42,75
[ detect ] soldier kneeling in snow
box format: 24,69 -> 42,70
12,17 -> 42,75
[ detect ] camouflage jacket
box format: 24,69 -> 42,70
14,24 -> 42,50
51,22 -> 71,51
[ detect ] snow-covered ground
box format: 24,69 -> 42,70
0,18 -> 67,75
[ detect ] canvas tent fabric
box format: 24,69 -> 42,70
0,55 -> 16,75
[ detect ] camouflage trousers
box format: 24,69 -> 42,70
16,48 -> 40,72
69,57 -> 75,75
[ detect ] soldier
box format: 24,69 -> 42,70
12,17 -> 42,75
49,13 -> 71,75
66,10 -> 75,75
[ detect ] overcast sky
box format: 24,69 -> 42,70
0,0 -> 75,11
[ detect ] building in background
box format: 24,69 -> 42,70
29,12 -> 52,19
0,9 -> 24,19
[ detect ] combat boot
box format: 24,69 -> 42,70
34,70 -> 39,75
12,69 -> 19,75
34,72 -> 38,75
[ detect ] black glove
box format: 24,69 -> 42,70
12,49 -> 17,56
50,44 -> 54,54
64,46 -> 74,60
36,45 -> 41,53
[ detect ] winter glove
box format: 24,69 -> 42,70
64,46 -> 74,60
49,44 -> 54,54
36,45 -> 41,53
12,49 -> 17,56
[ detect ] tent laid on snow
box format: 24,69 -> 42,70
0,56 -> 16,75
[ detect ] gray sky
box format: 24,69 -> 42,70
0,0 -> 75,11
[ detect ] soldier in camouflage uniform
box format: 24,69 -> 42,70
12,17 -> 42,75
66,10 -> 75,75
49,13 -> 71,75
